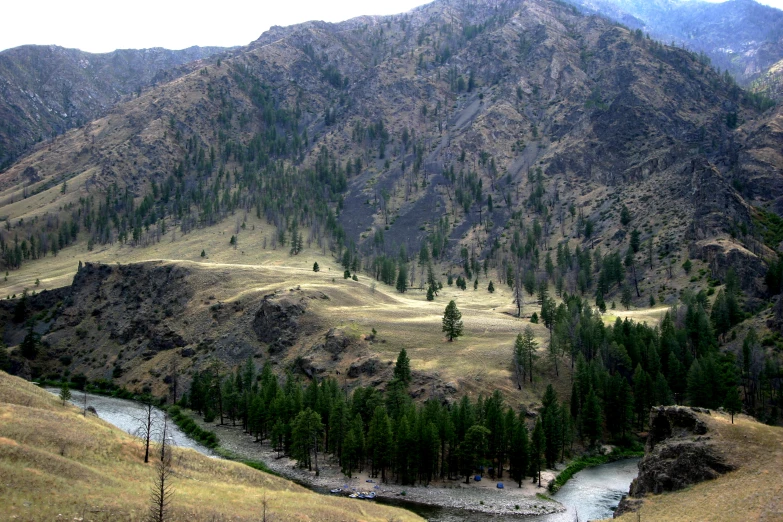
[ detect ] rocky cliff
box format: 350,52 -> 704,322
615,406 -> 736,517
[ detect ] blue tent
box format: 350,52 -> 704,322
497,482 -> 504,489
474,475 -> 482,482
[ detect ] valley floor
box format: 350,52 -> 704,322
192,412 -> 564,517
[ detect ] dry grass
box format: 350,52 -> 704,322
0,210 -> 562,401
611,411 -> 783,522
0,371 -> 423,521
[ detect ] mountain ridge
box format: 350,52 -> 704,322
0,44 -> 229,169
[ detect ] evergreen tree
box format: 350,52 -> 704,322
582,388 -> 603,447
530,417 -> 546,487
687,358 -> 708,407
487,281 -> 495,293
509,413 -> 529,487
393,349 -> 412,385
442,300 -> 464,341
59,382 -> 71,406
519,326 -> 538,384
368,406 -> 393,482
724,386 -> 742,424
633,364 -> 653,429
621,285 -> 632,310
396,265 -> 408,293
20,322 -> 38,360
460,425 -> 490,484
313,262 -> 320,272
541,385 -> 562,467
0,342 -> 9,372
513,333 -> 527,389
620,205 -> 631,227
291,408 -> 323,474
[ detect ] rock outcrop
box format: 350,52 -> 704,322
615,406 -> 735,517
252,293 -> 307,354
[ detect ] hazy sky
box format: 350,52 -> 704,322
1,0 -> 782,54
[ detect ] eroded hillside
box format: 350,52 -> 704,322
0,44 -> 228,169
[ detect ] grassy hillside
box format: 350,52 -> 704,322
0,370 -> 423,521
0,225 -> 560,401
611,410 -> 783,521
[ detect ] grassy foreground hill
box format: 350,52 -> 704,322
0,370 -> 423,521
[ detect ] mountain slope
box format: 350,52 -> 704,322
570,0 -> 783,92
0,0 -> 780,305
0,44 -> 228,169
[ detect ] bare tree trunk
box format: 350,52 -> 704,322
148,415 -> 174,522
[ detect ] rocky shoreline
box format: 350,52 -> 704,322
193,414 -> 564,517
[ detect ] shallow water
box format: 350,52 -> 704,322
46,389 -> 215,456
46,390 -> 637,521
546,458 -> 640,522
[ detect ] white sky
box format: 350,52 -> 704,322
1,0 -> 782,54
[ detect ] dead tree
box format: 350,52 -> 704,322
134,396 -> 156,464
148,415 -> 174,522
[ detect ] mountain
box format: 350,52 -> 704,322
0,0 -> 781,399
569,0 -> 783,93
0,44 -> 229,169
1,0 -> 778,295
751,57 -> 783,100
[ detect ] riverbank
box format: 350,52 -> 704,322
190,412 -> 564,517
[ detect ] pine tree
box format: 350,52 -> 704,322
541,385 -> 561,467
582,388 -> 603,447
20,322 -> 38,360
59,382 -> 71,406
487,280 -> 495,293
313,262 -> 320,272
0,342 -> 9,372
530,417 -> 546,487
687,358 -> 708,407
513,333 -> 527,389
396,265 -> 408,293
442,300 -> 464,341
517,326 -> 535,384
621,285 -> 632,310
509,414 -> 529,487
393,349 -> 412,385
724,386 -> 742,424
368,406 -> 393,482
461,425 -> 490,484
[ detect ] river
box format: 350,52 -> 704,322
47,389 -> 638,521
46,388 -> 216,456
382,457 -> 640,522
